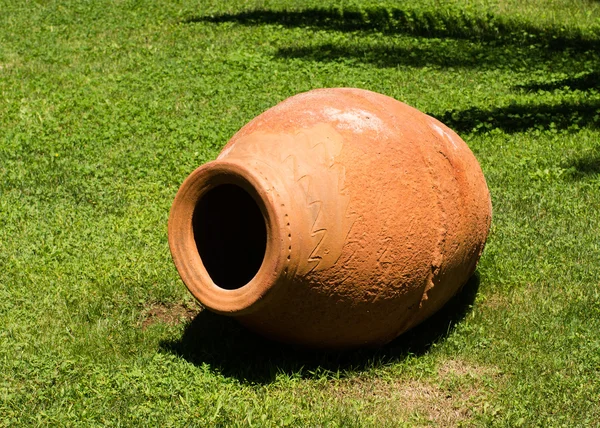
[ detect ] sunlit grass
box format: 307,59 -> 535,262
1,0 -> 599,425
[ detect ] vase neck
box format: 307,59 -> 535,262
168,159 -> 294,314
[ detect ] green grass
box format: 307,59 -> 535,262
1,0 -> 599,425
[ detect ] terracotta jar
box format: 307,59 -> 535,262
168,88 -> 492,349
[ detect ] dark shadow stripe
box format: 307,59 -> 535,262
515,71 -> 600,92
564,147 -> 600,180
184,7 -> 600,51
274,41 -> 585,70
431,100 -> 600,133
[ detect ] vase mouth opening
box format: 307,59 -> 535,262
192,183 -> 267,291
168,160 -> 286,314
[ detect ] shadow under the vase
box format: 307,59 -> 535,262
160,273 -> 480,384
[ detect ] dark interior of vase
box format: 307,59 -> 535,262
192,183 -> 267,290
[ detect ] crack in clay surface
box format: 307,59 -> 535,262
420,153 -> 449,308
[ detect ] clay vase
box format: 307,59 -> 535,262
168,88 -> 492,349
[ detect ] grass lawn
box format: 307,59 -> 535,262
1,0 -> 599,425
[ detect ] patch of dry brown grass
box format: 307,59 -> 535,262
316,359 -> 501,426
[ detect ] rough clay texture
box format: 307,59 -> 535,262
169,88 -> 492,349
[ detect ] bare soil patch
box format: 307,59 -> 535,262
141,302 -> 201,329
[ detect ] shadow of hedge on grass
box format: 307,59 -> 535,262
186,7 -> 599,51
189,7 -> 599,98
431,100 -> 600,133
515,71 -> 600,92
160,274 -> 479,384
275,41 -> 581,70
564,147 -> 600,180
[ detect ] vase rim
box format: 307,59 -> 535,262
168,159 -> 287,314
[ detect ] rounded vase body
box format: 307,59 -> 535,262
168,88 -> 492,349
